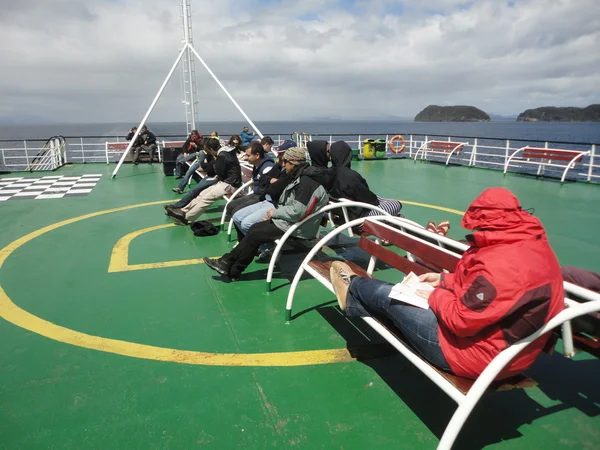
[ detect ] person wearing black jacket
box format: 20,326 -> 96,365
230,141 -> 295,236
329,141 -> 402,220
126,126 -> 144,165
139,125 -> 158,163
170,144 -> 242,226
224,142 -> 274,220
175,130 -> 202,178
304,140 -> 333,190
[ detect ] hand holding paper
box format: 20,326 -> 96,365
388,272 -> 436,309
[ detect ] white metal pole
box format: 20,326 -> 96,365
111,44 -> 189,179
182,1 -> 197,131
188,45 -> 263,139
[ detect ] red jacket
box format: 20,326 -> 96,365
428,188 -> 564,380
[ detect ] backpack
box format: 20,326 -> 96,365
190,220 -> 219,237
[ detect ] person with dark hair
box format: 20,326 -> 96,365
231,140 -> 295,238
168,141 -> 241,226
260,136 -> 274,153
204,147 -> 329,280
241,127 -> 255,147
329,188 -> 564,380
224,141 -> 274,221
175,130 -> 203,178
172,137 -> 217,194
139,125 -> 158,163
228,135 -> 243,154
125,126 -> 144,165
164,140 -> 220,218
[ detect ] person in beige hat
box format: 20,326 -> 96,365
204,147 -> 329,280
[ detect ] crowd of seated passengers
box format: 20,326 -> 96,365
204,146 -> 329,280
166,137 -> 241,226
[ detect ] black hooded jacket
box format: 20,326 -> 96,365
214,147 -> 242,188
329,141 -> 378,219
304,140 -> 332,190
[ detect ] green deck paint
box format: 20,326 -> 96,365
1,160 -> 599,448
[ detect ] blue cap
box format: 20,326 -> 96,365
275,139 -> 296,153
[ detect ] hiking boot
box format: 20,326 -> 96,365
203,257 -> 230,277
166,207 -> 188,225
330,261 -> 358,311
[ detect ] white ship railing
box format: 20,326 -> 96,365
1,134 -> 598,182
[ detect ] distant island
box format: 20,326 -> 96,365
517,104 -> 600,122
415,105 -> 491,122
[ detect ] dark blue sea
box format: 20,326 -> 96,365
1,120 -> 599,144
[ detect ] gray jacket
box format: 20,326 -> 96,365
271,163 -> 329,239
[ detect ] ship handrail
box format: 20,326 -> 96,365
286,215 -> 600,449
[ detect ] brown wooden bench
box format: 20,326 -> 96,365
504,146 -> 590,183
285,215 -> 600,449
414,140 -> 468,165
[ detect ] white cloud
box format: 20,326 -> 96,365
0,0 -> 598,123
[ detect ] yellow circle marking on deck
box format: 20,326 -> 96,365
0,199 -> 463,367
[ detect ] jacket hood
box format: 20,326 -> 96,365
306,140 -> 329,167
462,188 -> 546,247
330,141 -> 353,168
217,145 -> 236,155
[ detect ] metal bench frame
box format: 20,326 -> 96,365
414,140 -> 468,165
503,146 -> 591,183
286,215 -> 600,449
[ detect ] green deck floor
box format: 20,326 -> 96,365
0,160 -> 599,449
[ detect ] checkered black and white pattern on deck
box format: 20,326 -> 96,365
0,174 -> 102,201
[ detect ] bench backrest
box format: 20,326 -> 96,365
107,142 -> 129,151
522,146 -> 586,163
359,219 -> 461,275
162,141 -> 186,148
240,164 -> 253,184
428,140 -> 467,152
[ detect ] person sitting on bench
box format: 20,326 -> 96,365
204,146 -> 329,280
561,266 -> 600,336
167,141 -> 241,226
224,141 -> 274,221
175,130 -> 202,178
329,187 -> 564,380
172,137 -> 216,194
139,125 -> 158,163
125,126 -> 144,165
329,140 -> 402,220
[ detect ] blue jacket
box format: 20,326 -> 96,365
241,130 -> 255,146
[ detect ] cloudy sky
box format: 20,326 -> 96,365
0,0 -> 598,123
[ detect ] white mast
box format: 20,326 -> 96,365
111,0 -> 263,179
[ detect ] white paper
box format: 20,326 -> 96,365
388,272 -> 434,309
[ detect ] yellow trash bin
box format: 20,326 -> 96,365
363,139 -> 375,159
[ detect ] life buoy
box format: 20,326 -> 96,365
389,135 -> 406,153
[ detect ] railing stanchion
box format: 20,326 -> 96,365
588,144 -> 595,182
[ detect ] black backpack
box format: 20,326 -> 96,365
190,220 -> 219,237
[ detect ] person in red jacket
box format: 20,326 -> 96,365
330,187 -> 564,380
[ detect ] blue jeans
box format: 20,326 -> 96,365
175,152 -> 198,177
233,200 -> 274,235
177,153 -> 205,191
346,277 -> 451,372
173,177 -> 217,208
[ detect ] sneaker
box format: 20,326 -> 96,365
256,247 -> 274,264
172,216 -> 188,226
172,187 -> 183,194
330,261 -> 358,311
163,204 -> 175,211
166,207 -> 188,225
203,257 -> 230,276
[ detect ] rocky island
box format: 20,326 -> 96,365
517,104 -> 600,122
415,105 -> 491,122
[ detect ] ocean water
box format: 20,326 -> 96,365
1,120 -> 599,144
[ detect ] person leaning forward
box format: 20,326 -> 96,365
330,187 -> 564,380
